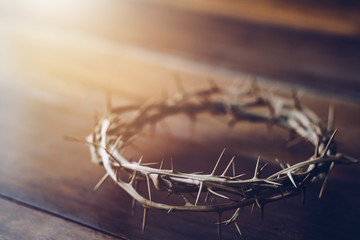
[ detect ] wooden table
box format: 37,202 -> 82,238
0,1 -> 359,239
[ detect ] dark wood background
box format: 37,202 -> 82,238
0,0 -> 359,239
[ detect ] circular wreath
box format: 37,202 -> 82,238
77,81 -> 357,238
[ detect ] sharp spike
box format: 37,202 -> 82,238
195,181 -> 203,206
221,156 -> 235,176
110,135 -> 123,154
145,174 -> 152,201
170,157 -> 175,172
180,193 -> 191,206
254,196 -> 261,208
319,161 -> 335,198
322,129 -> 338,157
131,181 -> 138,215
204,192 -> 210,203
101,147 -> 122,166
129,170 -> 137,185
275,158 -> 285,169
93,172 -> 109,191
159,159 -> 164,169
253,156 -> 261,178
327,104 -> 335,133
211,148 -> 226,175
140,162 -> 160,166
234,222 -> 242,236
260,162 -> 268,172
232,160 -> 236,177
208,188 -> 230,200
251,203 -> 255,213
287,171 -> 297,188
142,208 -> 148,233
264,180 -> 282,186
138,155 -> 143,165
314,139 -> 320,158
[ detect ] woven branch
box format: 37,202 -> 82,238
80,81 -> 358,238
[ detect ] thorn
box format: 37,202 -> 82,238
322,129 -> 338,157
129,170 -> 137,185
275,158 -> 284,169
208,188 -> 230,200
319,161 -> 335,198
287,171 -> 297,188
101,147 -> 122,167
286,136 -> 304,148
221,156 -> 235,176
93,172 -> 109,191
327,104 -> 335,133
170,157 -> 175,172
254,196 -> 261,208
251,203 -> 255,213
131,181 -> 138,215
142,207 -> 148,234
232,160 -> 236,177
110,135 -> 123,154
259,162 -> 268,178
314,139 -> 320,158
211,148 -> 226,175
167,208 -> 173,214
234,222 -> 242,236
218,212 -> 222,240
195,181 -> 203,206
180,193 -> 191,206
140,162 -> 159,166
264,180 -> 282,186
260,162 -> 268,172
115,168 -> 119,182
159,159 -> 164,169
300,172 -> 312,186
253,156 -> 261,178
145,174 -> 152,201
204,192 -> 210,203
138,155 -> 143,165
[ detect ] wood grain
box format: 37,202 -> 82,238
0,74 -> 359,239
0,197 -> 121,240
0,1 -> 359,239
2,0 -> 360,99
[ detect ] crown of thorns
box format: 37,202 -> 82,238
73,81 -> 358,239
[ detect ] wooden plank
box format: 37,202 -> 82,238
0,196 -> 122,240
0,72 -> 359,240
147,0 -> 360,37
2,0 -> 360,100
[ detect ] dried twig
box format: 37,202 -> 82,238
79,81 -> 358,239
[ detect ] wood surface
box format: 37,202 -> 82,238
0,0 -> 360,240
2,0 -> 360,99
